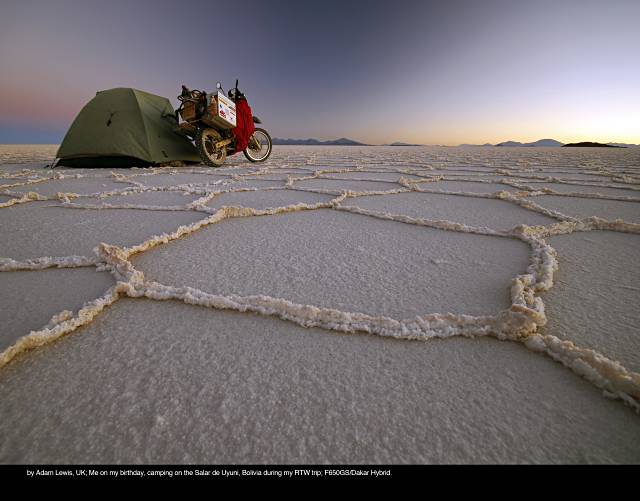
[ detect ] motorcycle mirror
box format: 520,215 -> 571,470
216,82 -> 222,90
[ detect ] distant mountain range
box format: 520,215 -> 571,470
273,138 -> 426,146
271,137 -> 368,146
272,137 -> 638,147
495,139 -> 564,147
459,139 -> 638,147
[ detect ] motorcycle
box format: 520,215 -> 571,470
176,80 -> 272,167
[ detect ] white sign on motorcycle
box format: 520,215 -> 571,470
214,91 -> 236,128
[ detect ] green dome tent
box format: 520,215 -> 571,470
56,88 -> 200,167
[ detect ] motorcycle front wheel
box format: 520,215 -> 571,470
244,128 -> 272,163
196,128 -> 226,167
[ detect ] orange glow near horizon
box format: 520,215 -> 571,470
351,107 -> 640,146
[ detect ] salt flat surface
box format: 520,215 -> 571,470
0,202 -> 203,258
1,176 -> 37,185
428,170 -> 497,177
346,192 -> 556,230
542,231 -> 640,372
293,178 -> 400,192
0,145 -> 58,164
135,172 -> 230,188
9,177 -> 125,196
532,172 -> 615,181
239,174 -> 294,181
419,180 -> 519,193
71,190 -> 200,207
534,195 -> 640,223
133,209 -> 528,317
0,268 -> 114,351
1,298 -> 638,464
206,189 -> 334,211
1,145 -> 640,464
324,171 -> 423,181
224,178 -> 288,190
525,182 -> 640,198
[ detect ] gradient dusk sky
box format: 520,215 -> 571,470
1,0 -> 638,145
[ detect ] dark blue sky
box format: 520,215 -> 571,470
1,0 -> 638,144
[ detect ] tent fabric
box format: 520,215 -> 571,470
231,98 -> 256,154
57,88 -> 200,167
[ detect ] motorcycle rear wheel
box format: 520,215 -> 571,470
243,128 -> 272,163
196,128 -> 226,167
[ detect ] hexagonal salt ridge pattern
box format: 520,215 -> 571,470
1,145 -> 640,414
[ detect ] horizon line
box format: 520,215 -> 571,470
2,139 -> 639,147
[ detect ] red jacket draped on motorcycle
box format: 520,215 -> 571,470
232,98 -> 255,154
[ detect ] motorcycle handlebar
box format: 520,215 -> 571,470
179,85 -> 204,100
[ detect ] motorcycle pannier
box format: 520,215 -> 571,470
205,91 -> 237,129
179,101 -> 197,121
